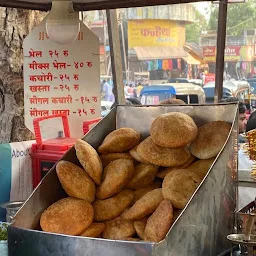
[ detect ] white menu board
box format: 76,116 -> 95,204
23,18 -> 100,139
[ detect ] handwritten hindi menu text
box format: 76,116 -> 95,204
23,20 -> 100,138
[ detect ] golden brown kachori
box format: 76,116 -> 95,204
129,146 -> 151,164
122,188 -> 163,220
102,217 -> 136,240
162,172 -> 199,209
133,182 -> 162,203
137,136 -> 191,167
98,128 -> 141,153
93,189 -> 134,222
96,159 -> 134,199
187,158 -> 215,180
100,153 -> 134,167
80,223 -> 105,238
156,154 -> 196,179
151,112 -> 198,148
40,197 -> 94,236
75,139 -> 103,185
56,161 -> 96,203
133,217 -> 148,240
160,169 -> 202,183
144,199 -> 173,243
126,163 -> 158,189
190,121 -> 231,159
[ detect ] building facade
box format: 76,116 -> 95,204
200,29 -> 256,79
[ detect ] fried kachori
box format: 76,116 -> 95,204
129,146 -> 151,164
162,172 -> 199,209
144,199 -> 173,243
126,163 -> 158,189
156,155 -> 196,179
190,121 -> 231,159
98,128 -> 141,153
40,197 -> 94,236
75,139 -> 103,185
133,217 -> 148,240
93,189 -> 134,222
80,222 -> 105,238
137,136 -> 191,167
133,182 -> 162,203
151,112 -> 198,148
122,188 -> 163,220
187,158 -> 215,180
96,159 -> 134,199
56,161 -> 96,203
102,217 -> 136,240
100,153 -> 134,167
161,169 -> 202,183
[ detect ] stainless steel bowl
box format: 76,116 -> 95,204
0,202 -> 24,223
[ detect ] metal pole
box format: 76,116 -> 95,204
214,0 -> 228,103
103,11 -> 107,75
119,16 -> 128,82
106,9 -> 126,105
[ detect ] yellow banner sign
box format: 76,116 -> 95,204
128,20 -> 184,48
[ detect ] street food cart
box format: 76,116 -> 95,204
0,0 -> 243,255
8,104 -> 238,256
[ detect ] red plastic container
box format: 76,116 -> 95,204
83,118 -> 102,134
31,114 -> 77,188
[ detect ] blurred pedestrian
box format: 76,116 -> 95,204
135,82 -> 144,98
102,80 -> 114,102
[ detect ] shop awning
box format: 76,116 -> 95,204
134,46 -> 188,60
182,54 -> 201,65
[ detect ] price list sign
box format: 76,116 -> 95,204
23,19 -> 100,138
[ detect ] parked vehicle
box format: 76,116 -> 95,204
140,85 -> 176,105
203,85 -> 233,103
247,78 -> 256,90
168,78 -> 203,86
140,83 -> 205,105
168,78 -> 190,83
171,83 -> 205,104
203,80 -> 251,105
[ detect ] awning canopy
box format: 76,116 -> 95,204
134,46 -> 188,60
182,54 -> 201,65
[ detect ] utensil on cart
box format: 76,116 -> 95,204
228,213 -> 256,255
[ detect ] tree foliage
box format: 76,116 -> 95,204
208,0 -> 256,36
186,9 -> 207,43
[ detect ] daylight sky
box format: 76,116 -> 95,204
193,2 -> 211,20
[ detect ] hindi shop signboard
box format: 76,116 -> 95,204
128,19 -> 185,48
23,19 -> 100,139
203,45 -> 254,62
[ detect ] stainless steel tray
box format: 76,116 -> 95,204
8,104 -> 239,256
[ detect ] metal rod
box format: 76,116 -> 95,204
106,9 -> 125,105
120,20 -> 128,82
214,0 -> 228,103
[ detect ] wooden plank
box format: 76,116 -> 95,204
106,9 -> 125,105
0,1 -> 50,11
214,0 -> 228,102
0,0 -> 213,11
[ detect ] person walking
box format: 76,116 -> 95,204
102,80 -> 114,102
